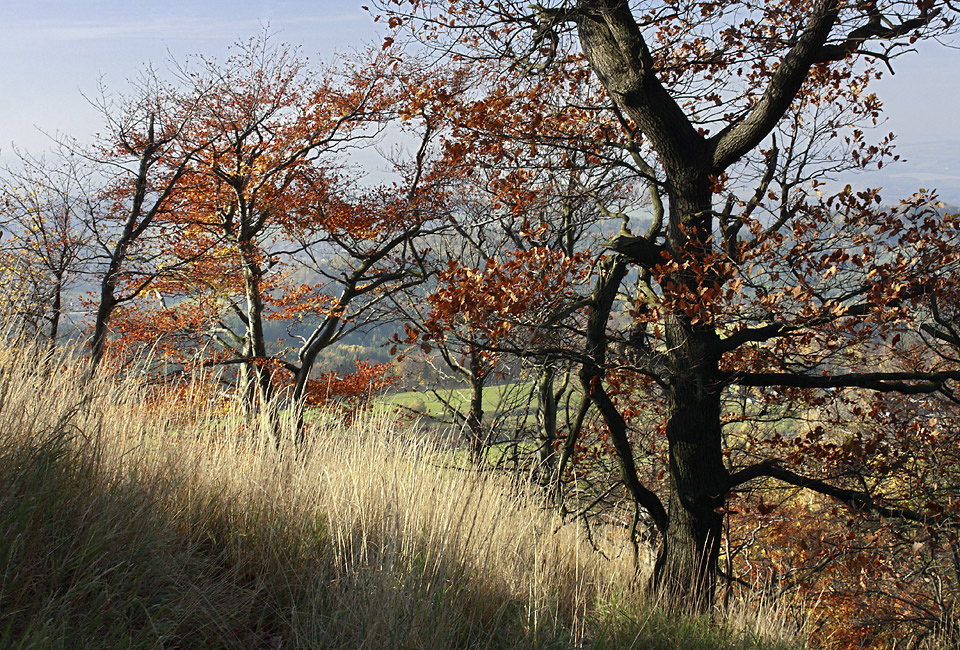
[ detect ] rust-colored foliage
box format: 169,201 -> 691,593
298,359 -> 398,413
373,0 -> 960,639
419,246 -> 590,353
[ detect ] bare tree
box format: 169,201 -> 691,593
0,150 -> 92,346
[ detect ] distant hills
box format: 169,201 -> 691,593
863,138 -> 960,205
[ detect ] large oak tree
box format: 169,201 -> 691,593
378,0 -> 960,606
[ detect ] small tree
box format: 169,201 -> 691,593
0,151 -> 91,345
80,66 -> 212,372
107,40 -> 453,439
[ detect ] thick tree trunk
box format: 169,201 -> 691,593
651,170 -> 730,607
655,316 -> 726,606
568,0 -> 856,612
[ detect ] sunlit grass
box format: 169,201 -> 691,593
0,339 -> 807,649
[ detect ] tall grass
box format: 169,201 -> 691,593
0,340 -> 806,649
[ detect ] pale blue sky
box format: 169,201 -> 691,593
0,1 -> 376,152
1,1 -> 958,200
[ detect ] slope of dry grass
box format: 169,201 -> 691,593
0,341 -> 807,649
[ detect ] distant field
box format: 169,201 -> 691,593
380,381 -> 537,421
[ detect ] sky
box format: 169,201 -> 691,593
0,0 -> 378,153
1,0 -> 959,202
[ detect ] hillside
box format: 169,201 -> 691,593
0,339 -> 805,649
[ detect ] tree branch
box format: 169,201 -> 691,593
728,461 -> 937,525
729,369 -> 960,393
712,0 -> 840,169
603,231 -> 666,269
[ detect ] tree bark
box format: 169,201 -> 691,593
466,345 -> 486,465
47,275 -> 63,350
535,362 -> 558,483
239,242 -> 273,409
654,173 -> 729,606
576,5 -> 730,605
656,315 -> 726,606
89,251 -> 124,372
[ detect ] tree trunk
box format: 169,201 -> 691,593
237,242 -> 283,446
655,316 -> 726,607
47,276 -> 62,350
650,168 -> 730,607
239,243 -> 273,410
89,257 -> 122,372
291,310 -> 344,446
536,362 -> 558,484
466,346 -> 485,464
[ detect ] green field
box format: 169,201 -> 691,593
380,381 -> 537,421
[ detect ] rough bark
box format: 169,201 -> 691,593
656,314 -> 727,604
574,1 -> 738,606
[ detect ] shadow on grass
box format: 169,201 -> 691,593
0,428 -> 570,649
0,333 -> 806,650
0,427 -> 804,650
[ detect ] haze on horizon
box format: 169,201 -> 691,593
1,0 -> 958,203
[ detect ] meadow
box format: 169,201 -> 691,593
0,339 -> 807,649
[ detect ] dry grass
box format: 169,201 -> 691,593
0,340 -> 807,649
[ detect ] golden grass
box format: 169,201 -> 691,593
0,340 -> 807,649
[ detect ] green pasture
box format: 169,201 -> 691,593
380,381 -> 538,421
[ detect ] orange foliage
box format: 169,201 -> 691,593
297,360 -> 398,419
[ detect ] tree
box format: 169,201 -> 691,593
378,0 -> 960,607
387,59 -> 646,478
396,227 -> 589,465
0,151 -> 91,346
106,38 -> 453,441
154,36 -> 379,411
80,66 -> 212,372
390,156 -> 599,467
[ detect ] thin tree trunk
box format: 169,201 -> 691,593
238,243 -> 280,442
291,311 -> 344,446
47,276 -> 62,350
241,252 -> 271,404
89,256 -> 123,372
536,362 -> 558,483
466,345 -> 485,465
